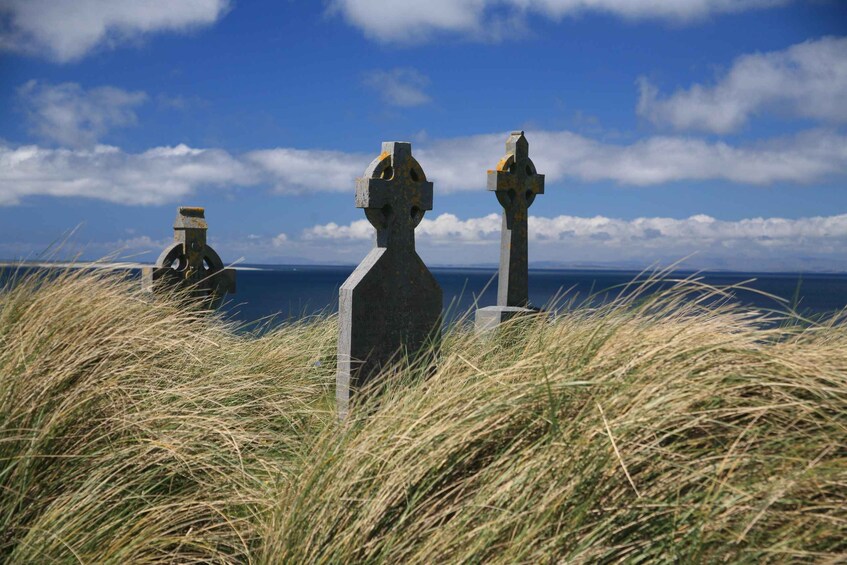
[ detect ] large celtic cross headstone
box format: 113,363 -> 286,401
475,131 -> 545,331
337,141 -> 442,418
141,206 -> 236,308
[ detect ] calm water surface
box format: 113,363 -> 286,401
4,264 -> 846,328
220,265 -> 847,328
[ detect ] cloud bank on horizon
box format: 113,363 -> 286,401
0,0 -> 845,271
9,211 -> 843,273
293,211 -> 847,271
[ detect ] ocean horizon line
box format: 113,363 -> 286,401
3,260 -> 847,276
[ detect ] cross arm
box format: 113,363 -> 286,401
355,178 -> 433,211
486,169 -> 545,195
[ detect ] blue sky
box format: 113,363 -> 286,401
1,0 -> 846,270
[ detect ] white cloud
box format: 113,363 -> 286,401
418,213 -> 501,242
525,213 -> 847,247
0,0 -> 229,62
638,36 -> 847,133
329,0 -> 483,43
330,0 -> 787,43
272,233 -> 289,246
9,212 -> 847,271
418,129 -> 847,189
305,211 -> 847,246
363,68 -> 432,107
245,148 -> 365,194
301,211 -> 847,269
303,213 -> 502,243
528,0 -> 786,20
302,220 -> 374,241
0,143 -> 257,206
18,80 -> 148,147
2,127 -> 846,206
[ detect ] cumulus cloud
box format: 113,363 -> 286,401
418,128 -> 847,189
638,36 -> 847,133
303,213 -> 501,243
418,213 -> 501,242
18,80 -> 148,147
10,212 -> 846,270
306,212 -> 847,244
2,127 -> 846,205
0,143 -> 257,206
272,233 -> 289,247
303,211 -> 847,267
330,0 -> 787,43
363,68 -> 432,107
0,0 -> 229,62
245,148 -> 366,194
526,213 -> 847,247
302,220 -> 374,241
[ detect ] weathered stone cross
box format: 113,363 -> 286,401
337,142 -> 442,418
475,131 -> 545,331
490,131 -> 545,307
142,207 -> 236,307
356,141 -> 433,252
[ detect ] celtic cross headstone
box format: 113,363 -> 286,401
141,206 -> 236,307
337,141 -> 442,418
475,131 -> 545,331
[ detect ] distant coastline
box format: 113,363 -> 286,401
0,261 -> 265,271
2,260 -> 847,275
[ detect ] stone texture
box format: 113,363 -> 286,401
141,206 -> 235,307
475,131 -> 545,332
474,305 -> 540,332
337,142 -> 442,418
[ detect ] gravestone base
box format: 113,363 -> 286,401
141,264 -> 236,307
474,305 -> 541,333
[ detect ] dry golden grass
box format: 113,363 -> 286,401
0,267 -> 844,563
0,267 -> 336,562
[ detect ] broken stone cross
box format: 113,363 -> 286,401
337,142 -> 442,419
141,206 -> 236,308
475,131 -> 545,331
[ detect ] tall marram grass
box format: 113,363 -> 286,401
0,267 -> 336,562
0,267 -> 844,563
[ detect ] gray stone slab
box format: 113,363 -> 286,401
474,305 -> 537,332
474,132 -> 546,333
488,131 -> 545,308
141,206 -> 235,308
337,142 -> 442,419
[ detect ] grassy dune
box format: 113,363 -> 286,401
0,268 -> 844,563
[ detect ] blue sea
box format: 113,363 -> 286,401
4,264 -> 847,328
217,265 -> 847,328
